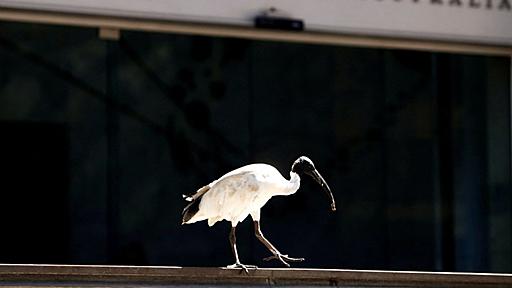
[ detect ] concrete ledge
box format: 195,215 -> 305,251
0,264 -> 511,287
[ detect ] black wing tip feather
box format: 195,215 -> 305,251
181,194 -> 203,224
181,185 -> 210,225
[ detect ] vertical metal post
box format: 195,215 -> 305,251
510,54 -> 512,271
247,43 -> 256,265
431,53 -> 443,271
247,44 -> 254,163
105,35 -> 120,263
434,53 -> 456,271
381,49 -> 391,267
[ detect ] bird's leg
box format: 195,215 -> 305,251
253,221 -> 304,267
226,226 -> 257,274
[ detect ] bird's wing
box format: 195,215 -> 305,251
183,166 -> 260,202
183,184 -> 210,202
203,171 -> 259,214
181,170 -> 255,224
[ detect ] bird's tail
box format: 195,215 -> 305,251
181,194 -> 203,225
181,184 -> 210,224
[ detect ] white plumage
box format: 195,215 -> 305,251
184,164 -> 300,226
182,156 -> 336,272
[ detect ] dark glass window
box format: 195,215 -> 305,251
0,21 -> 510,272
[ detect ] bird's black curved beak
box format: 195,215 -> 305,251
306,169 -> 336,211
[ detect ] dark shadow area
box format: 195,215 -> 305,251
0,122 -> 69,263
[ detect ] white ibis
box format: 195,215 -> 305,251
182,156 -> 336,272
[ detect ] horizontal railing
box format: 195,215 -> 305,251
0,264 -> 511,287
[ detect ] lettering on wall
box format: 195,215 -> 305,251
377,0 -> 511,11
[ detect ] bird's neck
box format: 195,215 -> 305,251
285,171 -> 301,195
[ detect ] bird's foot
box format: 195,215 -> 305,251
226,263 -> 258,274
263,253 -> 304,267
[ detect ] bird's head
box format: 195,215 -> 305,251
292,156 -> 336,212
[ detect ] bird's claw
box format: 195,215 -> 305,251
263,253 -> 305,267
226,263 -> 257,274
